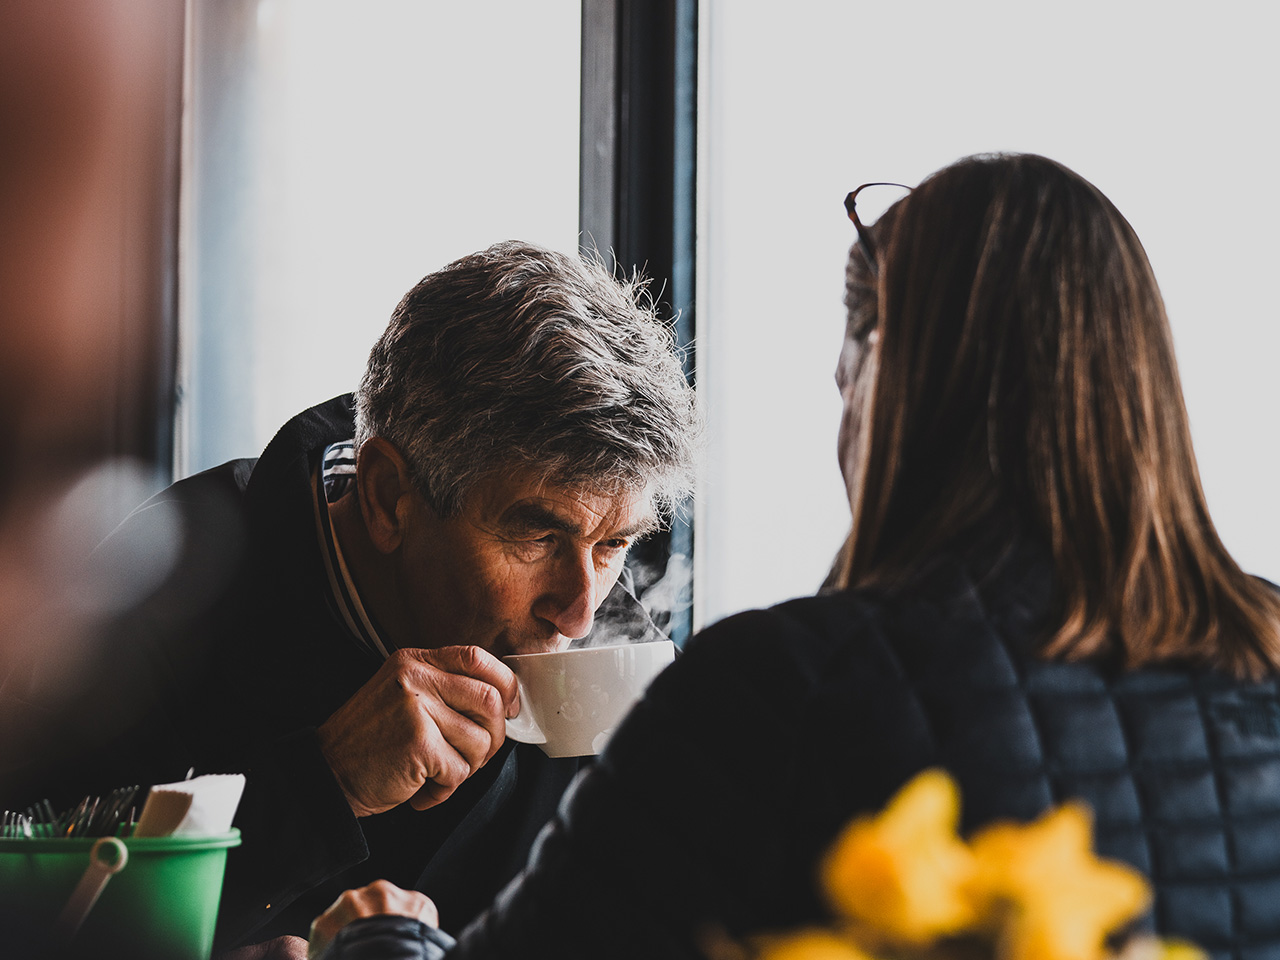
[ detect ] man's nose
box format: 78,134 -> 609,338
535,550 -> 598,641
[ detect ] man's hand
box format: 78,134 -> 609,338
218,935 -> 309,960
317,646 -> 518,816
307,880 -> 438,960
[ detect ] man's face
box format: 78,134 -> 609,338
393,472 -> 656,659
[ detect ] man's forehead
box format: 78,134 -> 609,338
503,498 -> 655,538
471,474 -> 657,538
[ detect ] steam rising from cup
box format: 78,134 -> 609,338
574,552 -> 692,649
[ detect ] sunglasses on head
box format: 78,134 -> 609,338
844,182 -> 912,276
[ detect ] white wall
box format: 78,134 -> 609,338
181,0 -> 581,475
698,0 -> 1280,627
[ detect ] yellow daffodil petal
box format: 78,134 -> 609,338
969,803 -> 1150,960
755,930 -> 880,960
821,769 -> 977,944
1156,940 -> 1210,960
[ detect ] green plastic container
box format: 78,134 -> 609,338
0,829 -> 240,960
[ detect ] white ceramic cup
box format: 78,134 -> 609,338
502,640 -> 676,758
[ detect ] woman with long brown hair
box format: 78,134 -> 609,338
836,153 -> 1280,678
313,154 -> 1280,960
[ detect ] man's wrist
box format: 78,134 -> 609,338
316,721 -> 375,818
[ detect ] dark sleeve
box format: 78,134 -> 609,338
322,918 -> 456,960
214,729 -> 369,948
117,474 -> 376,948
439,602 -> 907,960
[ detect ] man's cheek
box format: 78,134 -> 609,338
597,564 -> 625,605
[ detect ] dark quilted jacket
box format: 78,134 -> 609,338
326,535 -> 1280,960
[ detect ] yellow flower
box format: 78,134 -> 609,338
756,930 -> 881,960
821,769 -> 977,944
1155,940 -> 1209,960
968,803 -> 1150,960
1110,936 -> 1211,960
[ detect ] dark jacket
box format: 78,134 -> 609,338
326,534 -> 1280,960
1,396 -> 656,951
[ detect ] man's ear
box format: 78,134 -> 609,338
355,438 -> 417,554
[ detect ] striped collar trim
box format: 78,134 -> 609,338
313,442 -> 391,660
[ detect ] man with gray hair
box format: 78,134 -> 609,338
9,241 -> 698,953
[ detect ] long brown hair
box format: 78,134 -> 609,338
836,153 -> 1280,679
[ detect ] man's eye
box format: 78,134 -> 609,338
506,535 -> 555,559
506,532 -> 554,545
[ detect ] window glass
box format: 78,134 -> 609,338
181,0 -> 581,474
698,0 -> 1280,626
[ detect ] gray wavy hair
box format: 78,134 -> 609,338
355,241 -> 700,520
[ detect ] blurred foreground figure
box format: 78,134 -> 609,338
315,154 -> 1280,960
0,1 -> 179,956
0,0 -> 179,764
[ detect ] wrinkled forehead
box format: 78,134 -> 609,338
467,467 -> 660,537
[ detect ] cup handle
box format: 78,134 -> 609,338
504,683 -> 546,745
505,711 -> 546,744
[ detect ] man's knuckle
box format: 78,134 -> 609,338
477,682 -> 502,716
337,889 -> 361,910
456,644 -> 484,670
